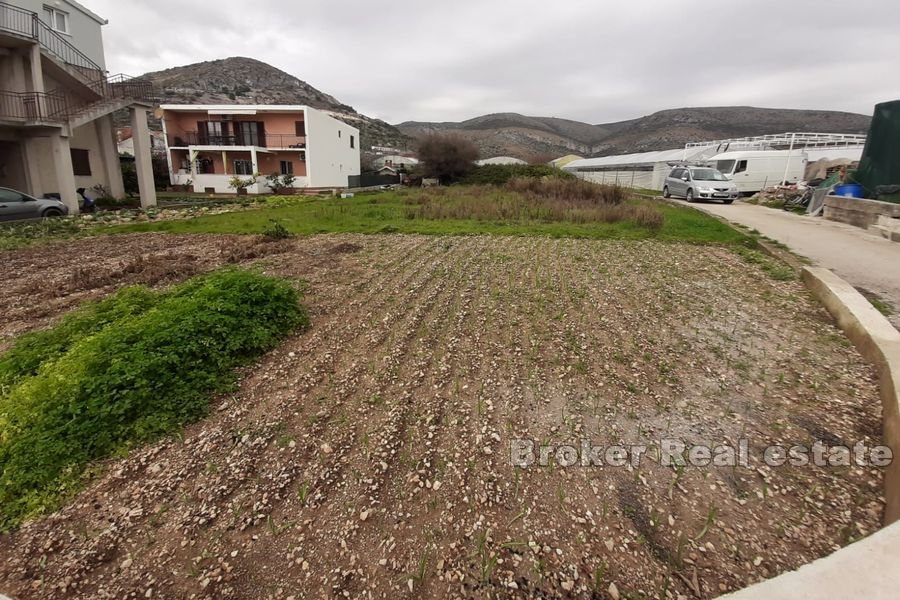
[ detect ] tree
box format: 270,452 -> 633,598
417,133 -> 478,184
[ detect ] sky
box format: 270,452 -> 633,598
89,0 -> 900,125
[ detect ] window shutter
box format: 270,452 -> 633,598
197,121 -> 207,144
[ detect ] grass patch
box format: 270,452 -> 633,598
0,218 -> 82,250
733,247 -> 796,281
97,188 -> 749,246
458,164 -> 574,185
0,269 -> 307,530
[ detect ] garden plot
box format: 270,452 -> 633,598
0,233 -> 883,599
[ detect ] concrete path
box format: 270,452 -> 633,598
675,199 -> 900,328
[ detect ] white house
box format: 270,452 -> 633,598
160,104 -> 361,193
0,0 -> 156,212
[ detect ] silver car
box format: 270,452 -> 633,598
0,188 -> 69,222
663,166 -> 739,204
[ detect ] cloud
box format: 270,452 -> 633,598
89,0 -> 900,124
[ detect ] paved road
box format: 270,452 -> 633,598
676,199 -> 900,327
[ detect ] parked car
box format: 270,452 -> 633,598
0,188 -> 69,222
663,166 -> 739,203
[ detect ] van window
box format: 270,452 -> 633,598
669,168 -> 683,179
716,160 -> 736,174
735,160 -> 748,174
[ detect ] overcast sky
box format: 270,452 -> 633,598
89,0 -> 899,125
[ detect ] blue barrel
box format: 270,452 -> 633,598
833,183 -> 864,198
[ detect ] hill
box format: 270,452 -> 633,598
139,57 -> 409,149
397,107 -> 872,160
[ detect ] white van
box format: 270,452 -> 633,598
709,150 -> 808,194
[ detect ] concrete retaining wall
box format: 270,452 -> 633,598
824,195 -> 900,229
801,266 -> 900,524
722,266 -> 900,598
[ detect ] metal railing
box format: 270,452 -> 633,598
0,75 -> 153,122
0,90 -> 70,122
89,74 -> 155,103
169,131 -> 308,149
0,0 -> 104,81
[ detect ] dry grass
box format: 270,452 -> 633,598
404,180 -> 664,231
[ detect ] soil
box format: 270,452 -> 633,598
0,233 -> 884,599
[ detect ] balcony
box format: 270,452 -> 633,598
0,90 -> 70,122
168,131 -> 307,149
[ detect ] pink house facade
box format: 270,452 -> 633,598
160,105 -> 361,193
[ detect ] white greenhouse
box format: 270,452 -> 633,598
564,133 -> 868,191
563,147 -> 718,190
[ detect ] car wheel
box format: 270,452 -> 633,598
663,186 -> 670,198
723,199 -> 734,205
685,189 -> 694,203
42,208 -> 63,218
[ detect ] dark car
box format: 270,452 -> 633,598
0,187 -> 69,222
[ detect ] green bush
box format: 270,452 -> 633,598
459,164 -> 575,186
0,269 -> 307,529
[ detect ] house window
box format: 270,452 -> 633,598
280,160 -> 293,175
196,158 -> 214,174
338,130 -> 342,139
350,135 -> 355,149
71,149 -> 91,176
234,159 -> 254,175
295,121 -> 306,136
238,122 -> 262,146
43,6 -> 69,34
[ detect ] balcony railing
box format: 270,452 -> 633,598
0,90 -> 70,122
89,74 -> 155,104
0,1 -> 104,81
168,132 -> 308,149
0,74 -> 154,122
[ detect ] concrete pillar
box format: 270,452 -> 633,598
130,106 -> 157,208
97,116 -> 125,198
21,137 -> 44,198
250,148 -> 258,192
28,44 -> 44,94
50,132 -> 79,214
10,51 -> 28,92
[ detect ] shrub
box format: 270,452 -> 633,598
505,177 -> 627,205
460,164 -> 575,185
262,219 -> 293,240
0,269 -> 307,529
401,184 -> 664,231
417,133 -> 479,184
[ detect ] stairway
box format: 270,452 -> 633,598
0,1 -> 153,127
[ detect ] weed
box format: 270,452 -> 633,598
0,269 -> 308,530
262,219 -> 293,240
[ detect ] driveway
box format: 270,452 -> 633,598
675,199 -> 900,328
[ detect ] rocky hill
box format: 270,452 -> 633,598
139,57 -> 409,149
397,107 -> 872,160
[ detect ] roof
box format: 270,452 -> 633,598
550,154 -> 583,167
476,156 -> 527,166
160,104 -> 312,113
63,0 -> 108,25
708,150 -> 807,160
565,147 -> 714,170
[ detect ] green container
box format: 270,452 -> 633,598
856,100 -> 900,198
